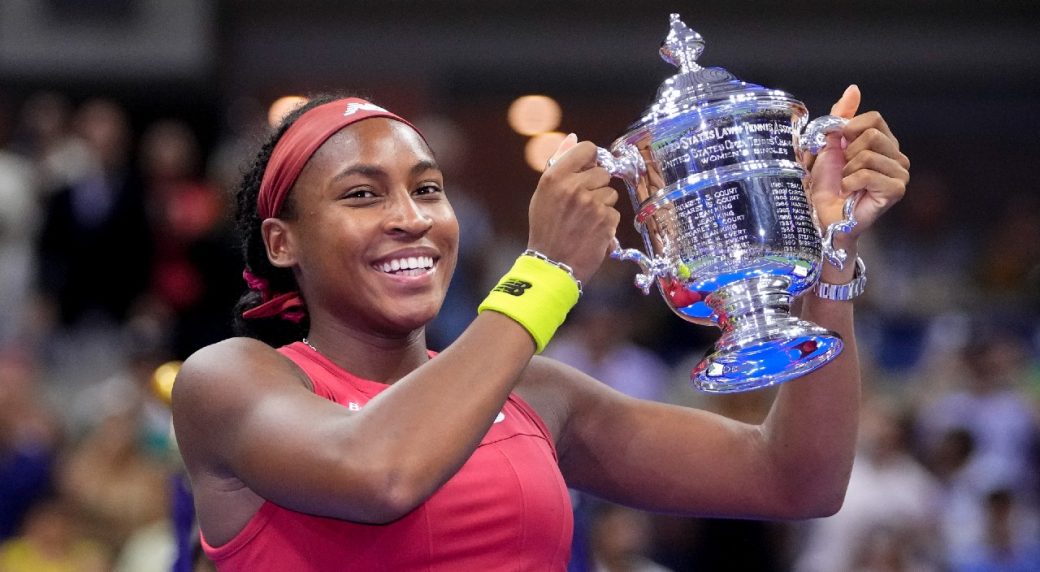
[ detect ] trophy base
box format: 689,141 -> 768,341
691,327 -> 843,393
690,276 -> 844,393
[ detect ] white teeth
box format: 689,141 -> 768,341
377,256 -> 435,274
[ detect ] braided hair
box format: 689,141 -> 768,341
232,94 -> 346,346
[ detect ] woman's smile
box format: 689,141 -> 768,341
370,248 -> 441,283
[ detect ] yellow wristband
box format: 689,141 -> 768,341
478,254 -> 581,353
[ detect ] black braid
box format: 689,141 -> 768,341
231,93 -> 351,346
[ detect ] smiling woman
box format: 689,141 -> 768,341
255,109 -> 458,343
173,94 -> 596,569
231,95 -> 453,345
171,89 -> 909,571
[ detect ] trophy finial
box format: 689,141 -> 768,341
660,14 -> 704,72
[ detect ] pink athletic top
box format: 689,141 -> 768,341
201,342 -> 573,571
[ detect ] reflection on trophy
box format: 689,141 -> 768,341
599,14 -> 856,393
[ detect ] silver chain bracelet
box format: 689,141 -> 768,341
522,249 -> 583,296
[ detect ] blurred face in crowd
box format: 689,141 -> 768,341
75,98 -> 130,170
140,119 -> 200,182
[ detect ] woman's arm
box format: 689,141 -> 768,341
172,139 -> 620,529
543,290 -> 857,519
173,312 -> 536,526
542,87 -> 909,519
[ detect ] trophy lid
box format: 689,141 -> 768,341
629,14 -> 803,134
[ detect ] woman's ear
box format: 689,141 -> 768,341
261,218 -> 297,268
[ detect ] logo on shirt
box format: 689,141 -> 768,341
494,279 -> 532,297
494,411 -> 506,424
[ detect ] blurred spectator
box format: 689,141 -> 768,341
794,394 -> 943,572
861,169 -> 978,371
10,91 -> 93,197
867,169 -> 977,319
915,328 -> 1039,499
589,503 -> 672,572
914,328 -> 1040,565
113,517 -> 177,572
0,497 -> 109,572
33,98 -> 154,396
139,118 -> 238,358
928,427 -> 989,566
927,427 -> 976,485
205,95 -> 268,196
0,349 -> 62,541
975,192 -> 1040,316
932,430 -> 1040,569
36,97 -> 153,329
847,524 -> 936,572
67,316 -> 174,451
951,488 -> 1040,572
56,408 -> 170,554
0,93 -> 42,347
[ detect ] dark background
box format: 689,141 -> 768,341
2,0 -> 1037,238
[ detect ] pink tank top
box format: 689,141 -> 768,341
201,342 -> 573,571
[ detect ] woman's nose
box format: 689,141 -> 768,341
385,194 -> 434,236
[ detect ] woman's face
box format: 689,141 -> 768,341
279,117 -> 459,336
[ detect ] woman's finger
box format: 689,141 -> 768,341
841,171 -> 908,205
842,150 -> 911,184
843,128 -> 909,171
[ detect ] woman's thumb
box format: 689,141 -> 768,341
548,133 -> 578,165
830,84 -> 861,120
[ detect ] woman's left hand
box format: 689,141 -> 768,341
805,85 -> 910,242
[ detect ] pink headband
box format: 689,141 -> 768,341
244,97 -> 424,321
257,97 -> 423,219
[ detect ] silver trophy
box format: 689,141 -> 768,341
598,14 -> 857,393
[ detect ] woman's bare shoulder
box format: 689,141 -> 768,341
172,337 -> 309,428
181,336 -> 279,369
177,337 -> 304,385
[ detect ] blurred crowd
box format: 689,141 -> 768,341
0,90 -> 1037,572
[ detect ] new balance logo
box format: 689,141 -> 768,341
344,102 -> 388,116
494,279 -> 532,296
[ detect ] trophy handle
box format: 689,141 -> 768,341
609,237 -> 674,295
594,145 -> 671,294
596,144 -> 645,190
798,114 -> 860,271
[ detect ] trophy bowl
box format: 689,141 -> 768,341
600,14 -> 854,393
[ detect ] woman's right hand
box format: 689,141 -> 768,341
527,134 -> 621,284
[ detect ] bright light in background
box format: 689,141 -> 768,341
151,360 -> 183,406
268,95 -> 308,128
508,95 -> 562,136
525,131 -> 567,172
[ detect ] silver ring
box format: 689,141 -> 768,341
546,157 -> 557,169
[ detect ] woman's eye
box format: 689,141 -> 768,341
342,188 -> 376,200
415,184 -> 443,197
